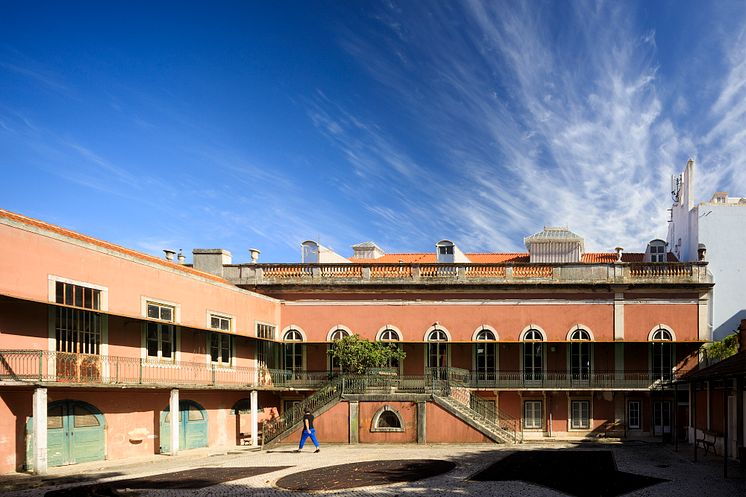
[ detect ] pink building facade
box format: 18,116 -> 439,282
0,211 -> 713,474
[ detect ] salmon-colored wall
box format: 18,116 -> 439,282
279,401 -> 349,444
0,389 -> 32,473
281,303 -> 616,342
624,304 -> 699,341
0,223 -> 280,339
426,403 -> 491,443
0,299 -> 48,349
358,402 -> 417,443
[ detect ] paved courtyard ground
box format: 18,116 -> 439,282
1,442 -> 743,497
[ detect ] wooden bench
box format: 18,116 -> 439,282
696,430 -> 718,455
239,431 -> 263,446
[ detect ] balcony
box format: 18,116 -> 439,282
0,350 -> 326,390
0,351 -> 678,391
224,262 -> 711,287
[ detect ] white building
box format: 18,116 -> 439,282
667,159 -> 746,339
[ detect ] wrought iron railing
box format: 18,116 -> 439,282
0,351 -> 679,392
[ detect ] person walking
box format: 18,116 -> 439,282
295,408 -> 320,453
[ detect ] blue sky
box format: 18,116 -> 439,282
2,1 -> 746,262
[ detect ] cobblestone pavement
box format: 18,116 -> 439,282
2,442 -> 744,497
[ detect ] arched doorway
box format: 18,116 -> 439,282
26,400 -> 105,469
160,400 -> 208,453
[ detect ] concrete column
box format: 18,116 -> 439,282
417,401 -> 426,443
170,389 -> 179,455
32,388 -> 48,475
250,390 -> 259,446
349,401 -> 359,444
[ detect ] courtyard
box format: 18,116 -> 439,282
1,442 -> 743,497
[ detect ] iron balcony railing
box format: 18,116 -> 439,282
0,350 -> 333,389
0,351 -> 679,390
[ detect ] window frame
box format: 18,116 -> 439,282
569,399 -> 591,430
209,332 -> 234,367
523,400 -> 543,430
628,400 -> 641,429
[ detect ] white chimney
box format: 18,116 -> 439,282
163,249 -> 176,261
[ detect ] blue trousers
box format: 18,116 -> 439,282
299,428 -> 319,449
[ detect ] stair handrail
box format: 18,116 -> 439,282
262,375 -> 344,446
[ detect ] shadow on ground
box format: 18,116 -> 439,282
471,450 -> 667,497
276,459 -> 456,491
44,467 -> 291,497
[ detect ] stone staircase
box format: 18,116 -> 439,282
432,389 -> 520,444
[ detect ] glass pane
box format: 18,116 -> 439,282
221,318 -> 230,331
48,405 -> 63,429
55,281 -> 64,304
93,290 -> 101,310
74,286 -> 83,307
211,316 -> 220,329
73,405 -> 100,427
161,307 -> 173,322
210,334 -> 219,362
65,284 -> 73,306
147,304 -> 159,319
187,406 -> 204,421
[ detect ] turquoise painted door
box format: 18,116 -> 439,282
27,401 -> 105,469
160,400 -> 208,453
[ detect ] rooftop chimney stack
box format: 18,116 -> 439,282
163,249 -> 176,261
192,249 -> 232,277
697,243 -> 707,261
177,249 -> 185,264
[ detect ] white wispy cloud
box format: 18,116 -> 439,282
311,1 -> 695,252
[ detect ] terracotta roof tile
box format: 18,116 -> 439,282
0,209 -> 226,283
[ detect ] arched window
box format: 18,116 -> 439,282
283,329 -> 304,373
427,328 -> 449,374
523,328 -> 544,382
475,328 -> 497,379
651,328 -> 673,381
569,329 -> 591,380
370,405 -> 405,432
328,327 -> 350,371
378,328 -> 402,370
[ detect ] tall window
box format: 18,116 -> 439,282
210,333 -> 232,365
55,282 -> 102,354
145,301 -> 176,362
628,401 -> 641,429
146,322 -> 174,361
523,329 -> 543,381
570,329 -> 591,380
649,243 -> 666,262
379,328 -> 402,369
570,400 -> 590,429
475,329 -> 496,379
329,328 -> 350,371
283,329 -> 304,373
427,328 -> 448,371
524,400 -> 542,429
651,328 -> 673,380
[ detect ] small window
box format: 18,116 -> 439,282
628,401 -> 641,429
524,400 -> 542,429
378,411 -> 401,428
379,328 -> 400,341
570,400 -> 590,429
210,314 -> 231,332
56,281 -> 101,310
257,323 -> 276,339
48,405 -> 63,429
73,405 -> 100,427
147,302 -> 174,322
439,246 -> 453,255
329,328 -> 350,341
